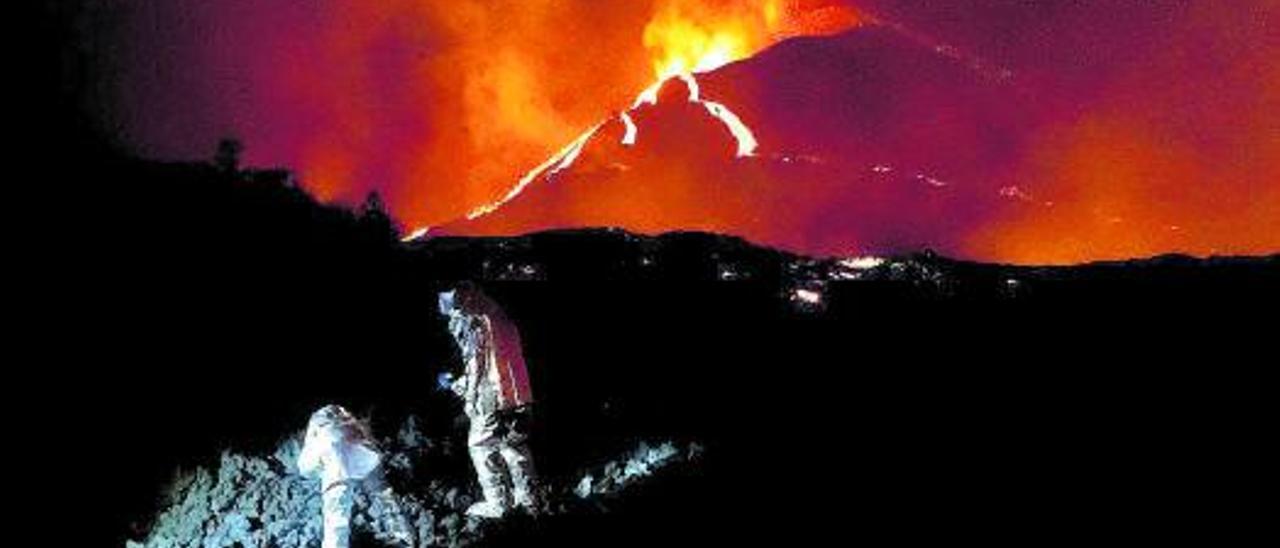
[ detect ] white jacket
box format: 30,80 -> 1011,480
297,405 -> 381,490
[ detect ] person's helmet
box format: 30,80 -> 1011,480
438,289 -> 458,317
306,404 -> 370,444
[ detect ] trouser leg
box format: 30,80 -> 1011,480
498,443 -> 537,510
322,483 -> 353,548
468,411 -> 512,517
363,470 -> 415,546
497,409 -> 539,511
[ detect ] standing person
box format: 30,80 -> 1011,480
438,284 -> 540,519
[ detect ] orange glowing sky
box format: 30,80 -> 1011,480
104,0 -> 1278,263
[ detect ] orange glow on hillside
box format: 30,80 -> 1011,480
119,1 -> 1278,264
643,0 -> 862,78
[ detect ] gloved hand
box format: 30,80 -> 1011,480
437,371 -> 455,391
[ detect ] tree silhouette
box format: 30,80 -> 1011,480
359,191 -> 398,244
214,138 -> 243,173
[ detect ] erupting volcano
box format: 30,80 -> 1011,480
423,15 -> 1039,258
404,0 -> 865,244
410,2 -> 1279,263
99,0 -> 1279,263
47,4 -> 1280,546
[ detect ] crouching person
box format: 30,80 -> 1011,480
438,284 -> 540,519
297,404 -> 411,548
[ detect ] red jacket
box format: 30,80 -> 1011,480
452,291 -> 534,413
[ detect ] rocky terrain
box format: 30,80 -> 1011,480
122,227 -> 1277,547
129,413 -> 700,548
66,156 -> 1274,547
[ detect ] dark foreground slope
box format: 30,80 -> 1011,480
60,153 -> 1277,546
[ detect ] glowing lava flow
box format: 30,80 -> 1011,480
463,121 -> 605,222
399,1 -> 859,239
403,122 -> 605,239
400,227 -> 430,242
448,71 -> 758,230
629,73 -> 759,157
620,112 -> 638,146
409,71 -> 757,236
682,73 -> 759,157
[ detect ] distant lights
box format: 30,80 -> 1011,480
840,256 -> 885,270
917,174 -> 949,188
788,283 -> 828,314
793,288 -> 823,304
